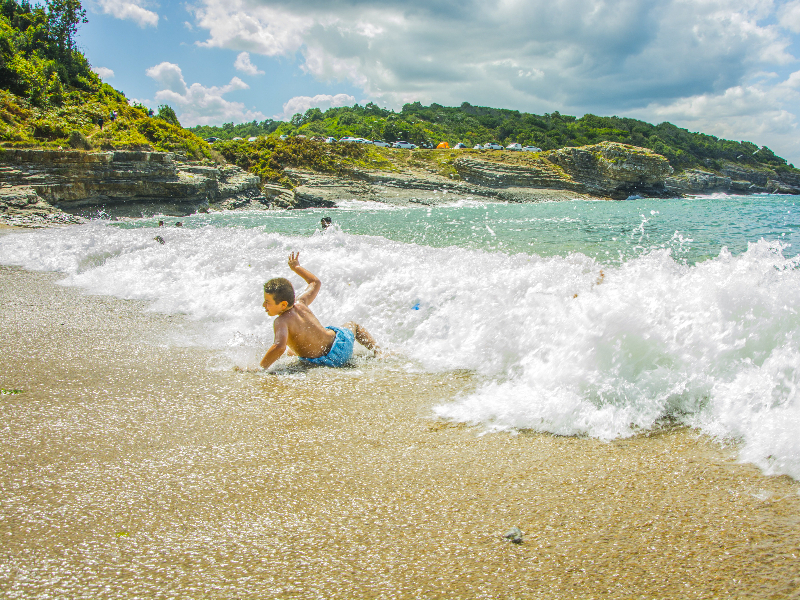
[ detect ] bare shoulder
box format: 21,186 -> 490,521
276,305 -> 308,328
290,301 -> 324,327
273,311 -> 293,329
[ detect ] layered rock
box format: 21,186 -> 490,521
664,170 -> 733,194
665,165 -> 800,195
280,166 -> 589,207
0,184 -> 84,226
0,149 -> 263,223
453,156 -> 581,192
542,142 -> 674,199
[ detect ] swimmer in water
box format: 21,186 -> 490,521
259,252 -> 379,370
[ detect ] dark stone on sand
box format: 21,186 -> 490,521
503,526 -> 523,544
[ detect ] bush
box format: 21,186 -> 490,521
67,128 -> 90,149
32,116 -> 68,139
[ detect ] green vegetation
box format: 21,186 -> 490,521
191,101 -> 797,174
190,119 -> 281,141
0,0 -> 212,159
213,136 -> 393,187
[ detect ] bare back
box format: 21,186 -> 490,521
275,301 -> 336,359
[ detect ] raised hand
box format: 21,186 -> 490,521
288,251 -> 300,270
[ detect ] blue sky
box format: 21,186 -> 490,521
79,0 -> 800,164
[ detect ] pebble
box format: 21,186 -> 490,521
503,526 -> 523,544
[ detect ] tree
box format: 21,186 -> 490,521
303,107 -> 323,122
156,104 -> 181,127
46,0 -> 86,57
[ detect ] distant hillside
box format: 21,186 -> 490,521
0,0 -> 211,159
190,102 -> 797,175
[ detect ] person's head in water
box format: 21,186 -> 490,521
263,277 -> 295,316
175,221 -> 183,227
321,216 -> 332,229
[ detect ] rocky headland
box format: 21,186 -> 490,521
2,141 -> 799,227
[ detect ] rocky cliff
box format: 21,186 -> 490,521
270,142 -> 673,207
0,149 -> 263,225
541,142 -> 674,199
2,142 -> 799,227
665,165 -> 800,195
452,142 -> 674,200
452,156 -> 581,192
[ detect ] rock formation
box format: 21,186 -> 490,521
665,166 -> 800,195
0,149 -> 263,225
453,156 -> 581,192
541,142 -> 674,199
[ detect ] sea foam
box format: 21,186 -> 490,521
2,221 -> 799,478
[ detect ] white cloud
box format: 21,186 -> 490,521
92,66 -> 115,79
782,69 -> 800,89
189,0 -> 794,104
275,93 -> 356,121
191,0 -> 310,55
145,62 -> 265,126
146,62 -> 188,95
778,0 -> 800,33
234,52 -> 265,76
94,0 -> 159,28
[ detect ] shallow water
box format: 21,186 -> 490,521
1,194 -> 799,480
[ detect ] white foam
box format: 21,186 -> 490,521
2,223 -> 800,478
329,199 -> 409,211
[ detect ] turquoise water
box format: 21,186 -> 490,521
116,195 -> 800,264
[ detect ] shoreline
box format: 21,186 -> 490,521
2,264 -> 800,598
5,142 -> 797,228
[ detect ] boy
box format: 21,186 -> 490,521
260,252 -> 378,369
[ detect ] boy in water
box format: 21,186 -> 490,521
260,252 -> 378,369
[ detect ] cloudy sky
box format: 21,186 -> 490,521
80,0 -> 800,163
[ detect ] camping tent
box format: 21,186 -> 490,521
436,142 -> 450,149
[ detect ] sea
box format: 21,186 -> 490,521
2,194 -> 799,479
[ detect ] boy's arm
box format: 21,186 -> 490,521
260,318 -> 289,369
288,251 -> 322,305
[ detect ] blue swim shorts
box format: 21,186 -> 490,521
300,326 -> 355,368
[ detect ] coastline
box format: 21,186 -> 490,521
4,142 -> 797,228
2,264 -> 800,598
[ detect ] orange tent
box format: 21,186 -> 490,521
436,142 -> 450,149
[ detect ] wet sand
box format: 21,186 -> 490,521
2,265 -> 799,599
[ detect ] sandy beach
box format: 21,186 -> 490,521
2,264 -> 800,599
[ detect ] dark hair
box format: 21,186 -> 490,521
263,277 -> 295,306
